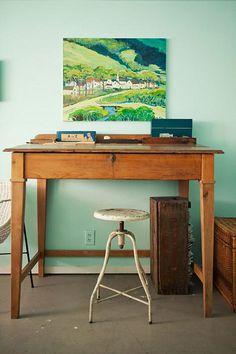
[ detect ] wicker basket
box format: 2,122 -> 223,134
214,217 -> 236,311
0,181 -> 11,244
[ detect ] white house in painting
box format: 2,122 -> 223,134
86,78 -> 102,89
104,74 -> 147,90
65,74 -> 156,96
65,80 -> 77,87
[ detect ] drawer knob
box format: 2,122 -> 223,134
111,153 -> 116,163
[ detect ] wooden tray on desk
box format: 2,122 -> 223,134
30,133 -> 197,145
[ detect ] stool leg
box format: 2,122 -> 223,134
96,287 -> 100,300
126,232 -> 152,324
129,231 -> 149,286
89,231 -> 117,323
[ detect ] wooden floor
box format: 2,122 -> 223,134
0,274 -> 235,354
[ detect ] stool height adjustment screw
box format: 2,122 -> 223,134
118,221 -> 125,249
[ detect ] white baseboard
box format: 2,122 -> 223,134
0,265 -> 150,274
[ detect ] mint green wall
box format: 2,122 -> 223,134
0,1 -> 235,271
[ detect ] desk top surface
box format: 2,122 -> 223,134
4,143 -> 223,154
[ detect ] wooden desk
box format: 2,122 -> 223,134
4,141 -> 223,319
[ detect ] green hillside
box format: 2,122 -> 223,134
63,41 -> 125,70
138,39 -> 166,53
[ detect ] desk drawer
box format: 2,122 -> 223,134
114,153 -> 201,180
25,153 -> 113,179
25,152 -> 202,180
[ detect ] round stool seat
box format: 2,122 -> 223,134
94,208 -> 149,222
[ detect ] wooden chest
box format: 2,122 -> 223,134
214,217 -> 236,311
150,197 -> 189,294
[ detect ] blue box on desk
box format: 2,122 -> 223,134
151,119 -> 192,137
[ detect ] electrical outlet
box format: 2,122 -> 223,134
85,230 -> 95,245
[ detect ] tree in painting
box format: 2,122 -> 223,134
63,38 -> 166,121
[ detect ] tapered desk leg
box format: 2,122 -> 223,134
179,180 -> 189,199
37,179 -> 47,277
200,155 -> 214,318
11,180 -> 26,319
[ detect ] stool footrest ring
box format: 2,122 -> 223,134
97,284 -> 148,305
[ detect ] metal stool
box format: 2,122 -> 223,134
89,208 -> 152,324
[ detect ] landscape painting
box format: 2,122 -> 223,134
63,38 -> 166,121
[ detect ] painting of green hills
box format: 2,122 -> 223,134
63,38 -> 166,121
